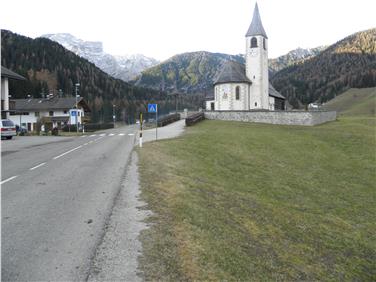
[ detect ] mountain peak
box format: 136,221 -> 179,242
40,33 -> 158,81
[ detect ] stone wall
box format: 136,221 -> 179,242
204,110 -> 337,126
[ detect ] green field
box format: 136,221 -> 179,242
322,87 -> 376,116
138,114 -> 375,280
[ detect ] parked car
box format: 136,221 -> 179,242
1,119 -> 17,139
16,125 -> 28,135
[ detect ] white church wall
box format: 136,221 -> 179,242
206,100 -> 215,111
216,84 -> 231,110
215,84 -> 250,111
231,84 -> 248,110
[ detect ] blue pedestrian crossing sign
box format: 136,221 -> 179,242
148,104 -> 157,113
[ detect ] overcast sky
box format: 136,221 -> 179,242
1,0 -> 375,61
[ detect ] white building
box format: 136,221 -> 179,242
9,96 -> 91,132
206,2 -> 285,111
1,66 -> 26,119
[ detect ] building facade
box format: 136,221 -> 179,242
8,96 -> 91,132
207,2 -> 285,111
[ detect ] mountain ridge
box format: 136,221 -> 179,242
271,28 -> 376,107
1,30 -> 164,123
41,33 -> 159,81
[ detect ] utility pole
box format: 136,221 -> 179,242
113,104 -> 116,128
75,83 -> 80,135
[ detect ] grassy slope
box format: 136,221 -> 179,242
138,117 -> 376,281
322,87 -> 376,116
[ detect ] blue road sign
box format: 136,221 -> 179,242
71,110 -> 77,116
148,104 -> 157,113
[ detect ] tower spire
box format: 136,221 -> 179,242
245,2 -> 268,38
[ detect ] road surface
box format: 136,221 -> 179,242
1,125 -> 137,281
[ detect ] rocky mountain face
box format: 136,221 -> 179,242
271,28 -> 376,108
41,33 -> 159,81
269,46 -> 326,75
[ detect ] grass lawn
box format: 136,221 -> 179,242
137,116 -> 376,281
322,87 -> 376,117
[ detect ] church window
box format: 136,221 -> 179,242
251,37 -> 257,48
235,86 -> 240,100
255,102 -> 257,107
263,38 -> 266,50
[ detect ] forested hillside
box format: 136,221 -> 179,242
1,30 -> 198,122
133,51 -> 244,94
271,28 -> 376,108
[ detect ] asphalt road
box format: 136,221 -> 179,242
1,125 -> 138,281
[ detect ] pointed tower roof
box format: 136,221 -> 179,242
246,2 -> 268,38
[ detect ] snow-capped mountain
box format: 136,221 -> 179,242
41,33 -> 159,81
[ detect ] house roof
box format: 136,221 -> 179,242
11,97 -> 91,112
269,84 -> 285,100
213,61 -> 252,85
245,3 -> 268,38
1,66 -> 26,80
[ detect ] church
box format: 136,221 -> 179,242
206,3 -> 285,111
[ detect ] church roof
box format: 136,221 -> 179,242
269,84 -> 285,100
245,3 -> 268,38
213,61 -> 252,85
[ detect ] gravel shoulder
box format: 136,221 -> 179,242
88,151 -> 150,281
88,120 -> 185,280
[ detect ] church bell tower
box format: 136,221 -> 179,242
245,2 -> 269,110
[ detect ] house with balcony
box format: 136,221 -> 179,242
1,66 -> 26,119
9,96 -> 91,132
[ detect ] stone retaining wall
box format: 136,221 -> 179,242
204,110 -> 337,126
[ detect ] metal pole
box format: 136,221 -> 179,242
156,105 -> 158,141
75,83 -> 79,135
113,105 -> 116,128
139,112 -> 143,147
175,95 -> 178,114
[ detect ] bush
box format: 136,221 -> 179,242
51,127 -> 59,136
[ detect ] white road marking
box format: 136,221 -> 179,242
80,135 -> 87,138
90,134 -> 96,137
29,162 -> 46,171
109,133 -> 115,136
83,143 -> 89,146
1,175 -> 18,185
53,145 -> 83,160
94,136 -> 106,142
100,133 -> 106,136
119,133 -> 125,136
89,141 -> 94,144
128,133 -> 134,136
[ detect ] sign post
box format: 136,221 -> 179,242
148,103 -> 158,141
139,112 -> 143,148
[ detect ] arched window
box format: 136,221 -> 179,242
235,86 -> 240,100
263,38 -> 266,50
250,37 -> 257,48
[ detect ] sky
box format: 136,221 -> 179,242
1,0 -> 375,61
